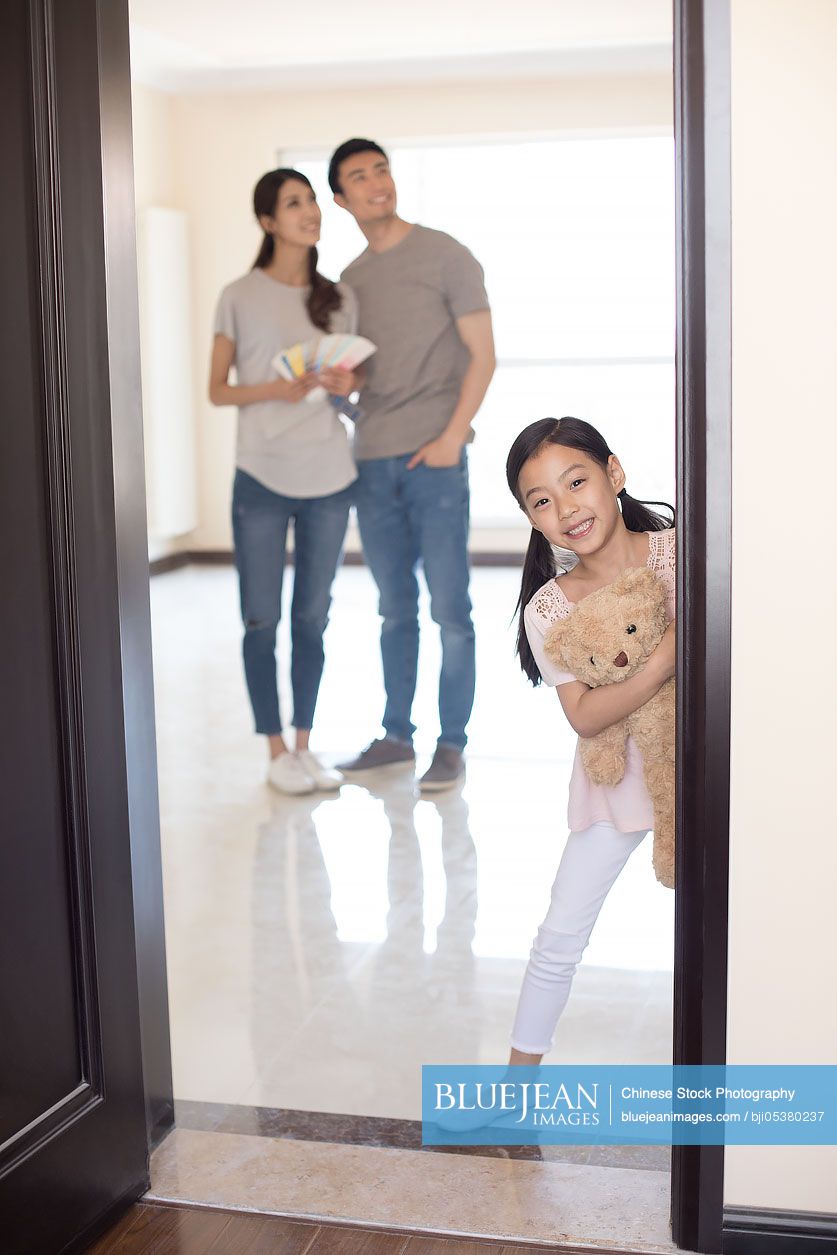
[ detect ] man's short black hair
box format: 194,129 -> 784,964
328,138 -> 388,195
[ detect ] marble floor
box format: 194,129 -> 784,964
147,562 -> 678,1248
149,1128 -> 682,1252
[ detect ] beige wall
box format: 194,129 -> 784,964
132,82 -> 175,209
132,83 -> 195,561
725,0 -> 837,1212
131,72 -> 672,553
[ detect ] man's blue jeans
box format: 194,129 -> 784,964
231,468 -> 352,735
354,451 -> 475,752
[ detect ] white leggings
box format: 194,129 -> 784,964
510,821 -> 650,1055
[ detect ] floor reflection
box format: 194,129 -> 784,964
152,565 -> 674,1120
247,776 -> 482,1118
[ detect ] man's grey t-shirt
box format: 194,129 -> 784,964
340,225 -> 490,461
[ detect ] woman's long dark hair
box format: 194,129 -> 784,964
506,417 -> 675,686
251,168 -> 342,332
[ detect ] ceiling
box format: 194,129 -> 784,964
129,0 -> 673,93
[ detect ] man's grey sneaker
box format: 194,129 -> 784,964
337,737 -> 416,774
419,745 -> 465,792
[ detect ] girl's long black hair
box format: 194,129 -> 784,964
506,417 -> 675,686
252,168 -> 342,332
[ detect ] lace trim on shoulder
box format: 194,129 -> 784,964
648,527 -> 676,580
529,528 -> 674,624
529,579 -> 570,624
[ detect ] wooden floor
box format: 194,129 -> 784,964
84,1200 -> 636,1254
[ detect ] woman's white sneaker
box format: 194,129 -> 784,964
296,750 -> 343,791
268,752 -> 315,795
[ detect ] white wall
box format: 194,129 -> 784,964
132,83 -> 198,560
137,208 -> 198,543
129,72 -> 672,552
725,0 -> 837,1212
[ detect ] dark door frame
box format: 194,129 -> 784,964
0,1 -> 165,1251
103,1 -> 734,1253
671,0 -> 731,1251
98,0 -> 175,1151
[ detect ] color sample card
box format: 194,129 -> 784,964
271,335 -> 376,402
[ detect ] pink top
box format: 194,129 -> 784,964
524,528 -> 676,834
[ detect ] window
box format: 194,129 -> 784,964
284,136 -> 676,532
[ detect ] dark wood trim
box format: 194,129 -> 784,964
1,0 -> 152,1242
722,1207 -> 837,1255
671,0 -> 731,1252
0,0 -> 106,1179
180,549 -> 236,566
58,1178 -> 151,1255
97,0 -> 174,1151
148,551 -> 191,576
726,1207 -> 837,1234
149,550 -> 525,576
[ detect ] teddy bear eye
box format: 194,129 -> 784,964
589,657 -> 596,665
626,624 -> 637,634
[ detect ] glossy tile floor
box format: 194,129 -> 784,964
147,562 -> 677,1247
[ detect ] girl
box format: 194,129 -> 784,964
506,416 -> 676,1064
209,168 -> 359,796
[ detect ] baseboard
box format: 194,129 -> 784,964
147,1096 -> 175,1151
149,551 -> 192,575
723,1206 -> 837,1253
149,549 -> 523,576
58,1178 -> 149,1255
183,549 -> 237,565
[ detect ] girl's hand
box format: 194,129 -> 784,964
565,619 -> 675,737
268,373 -> 320,403
651,620 -> 676,681
319,365 -> 357,397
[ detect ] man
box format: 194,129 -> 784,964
329,138 -> 495,791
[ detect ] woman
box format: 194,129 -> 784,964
209,168 -> 358,795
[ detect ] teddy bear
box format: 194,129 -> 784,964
543,566 -> 675,890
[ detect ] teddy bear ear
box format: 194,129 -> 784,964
611,566 -> 660,597
543,619 -> 570,670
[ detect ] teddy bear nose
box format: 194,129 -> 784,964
613,651 -> 629,667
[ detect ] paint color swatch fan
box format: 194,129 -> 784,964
271,334 -> 376,405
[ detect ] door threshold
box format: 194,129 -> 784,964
149,1127 -> 689,1253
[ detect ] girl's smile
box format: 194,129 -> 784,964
565,516 -> 595,539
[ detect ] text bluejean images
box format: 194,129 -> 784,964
422,1065 -> 837,1145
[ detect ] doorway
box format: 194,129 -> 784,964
127,2 -> 727,1244
0,0 -> 731,1252
131,0 -> 727,1244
